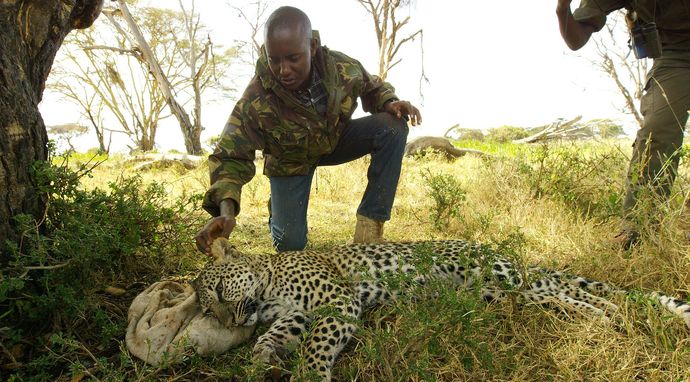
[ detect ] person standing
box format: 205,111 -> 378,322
556,0 -> 690,248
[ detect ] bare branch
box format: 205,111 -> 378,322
589,10 -> 645,128
357,0 -> 425,92
83,45 -> 140,56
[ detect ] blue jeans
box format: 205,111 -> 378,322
268,112 -> 409,251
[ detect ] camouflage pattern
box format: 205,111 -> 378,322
573,0 -> 690,50
203,33 -> 398,216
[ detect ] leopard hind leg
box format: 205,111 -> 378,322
648,292 -> 690,329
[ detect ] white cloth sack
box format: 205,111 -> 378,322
125,280 -> 255,366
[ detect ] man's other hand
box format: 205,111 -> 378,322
384,100 -> 423,126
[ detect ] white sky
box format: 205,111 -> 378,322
40,1 -> 640,153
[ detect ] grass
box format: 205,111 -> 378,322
3,138 -> 689,381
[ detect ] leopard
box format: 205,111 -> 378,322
192,238 -> 690,381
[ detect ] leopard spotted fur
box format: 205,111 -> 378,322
192,239 -> 690,381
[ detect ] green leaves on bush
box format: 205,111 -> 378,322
421,169 -> 467,230
519,144 -> 627,219
486,125 -> 530,143
0,158 -> 202,378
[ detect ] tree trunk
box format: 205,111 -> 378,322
183,118 -> 204,155
0,0 -> 103,249
115,0 -> 199,154
185,73 -> 203,155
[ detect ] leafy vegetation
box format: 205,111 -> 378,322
486,125 -> 532,143
1,154 -> 204,381
1,139 -> 689,381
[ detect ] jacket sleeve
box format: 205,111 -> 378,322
355,61 -> 399,114
572,0 -> 626,31
202,101 -> 263,217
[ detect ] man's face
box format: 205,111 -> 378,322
265,27 -> 315,91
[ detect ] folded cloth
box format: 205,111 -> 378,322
126,280 -> 255,366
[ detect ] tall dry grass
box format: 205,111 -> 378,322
62,139 -> 689,381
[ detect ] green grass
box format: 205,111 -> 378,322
2,139 -> 689,381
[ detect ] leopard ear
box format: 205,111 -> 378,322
211,238 -> 243,263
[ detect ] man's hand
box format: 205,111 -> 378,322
384,100 -> 422,126
195,215 -> 236,256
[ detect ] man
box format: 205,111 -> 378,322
195,6 -> 422,254
556,0 -> 690,249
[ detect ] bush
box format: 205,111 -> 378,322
586,118 -> 625,138
486,125 -> 530,143
421,169 -> 467,230
454,128 -> 485,141
0,157 -> 202,379
518,143 -> 627,219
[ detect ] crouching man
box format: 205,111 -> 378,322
196,6 -> 422,253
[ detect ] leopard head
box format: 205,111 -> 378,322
193,241 -> 260,328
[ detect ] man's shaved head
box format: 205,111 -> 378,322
263,6 -> 317,90
264,6 -> 313,42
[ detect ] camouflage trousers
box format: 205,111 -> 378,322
622,51 -> 690,230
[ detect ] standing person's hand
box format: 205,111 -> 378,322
194,199 -> 237,256
384,100 -> 422,126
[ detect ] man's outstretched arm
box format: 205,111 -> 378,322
556,0 -> 597,50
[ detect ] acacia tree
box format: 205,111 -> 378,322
51,13 -> 171,152
176,0 -> 236,155
357,0 -> 425,82
47,62 -> 112,153
0,0 -> 103,248
50,1 -> 234,154
47,123 -> 89,153
230,0 -> 271,67
590,10 -> 647,128
109,0 -> 235,154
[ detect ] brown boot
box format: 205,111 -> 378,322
353,214 -> 386,244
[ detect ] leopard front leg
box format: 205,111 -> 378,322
252,310 -> 312,366
297,298 -> 361,382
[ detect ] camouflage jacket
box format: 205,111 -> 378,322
573,0 -> 690,50
203,33 -> 398,216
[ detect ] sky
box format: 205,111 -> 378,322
39,0 -> 641,153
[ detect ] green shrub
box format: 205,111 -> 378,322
586,118 -> 625,138
454,128 -> 485,141
486,125 -> 530,143
519,143 -> 627,219
421,169 -> 467,230
0,157 -> 202,379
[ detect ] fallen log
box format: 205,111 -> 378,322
512,116 -> 585,144
405,136 -> 490,160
